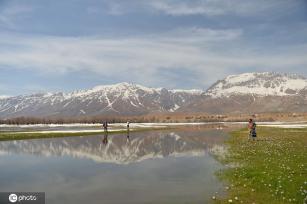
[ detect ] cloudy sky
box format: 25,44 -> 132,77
0,0 -> 307,96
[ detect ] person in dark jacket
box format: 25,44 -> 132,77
126,121 -> 130,142
127,121 -> 130,132
248,118 -> 257,140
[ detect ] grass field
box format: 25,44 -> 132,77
215,127 -> 307,204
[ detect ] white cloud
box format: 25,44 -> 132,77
86,0 -> 295,17
0,27 -> 306,89
0,28 -> 242,84
146,0 -> 297,16
148,0 -> 226,16
158,27 -> 242,43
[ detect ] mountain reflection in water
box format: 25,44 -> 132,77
0,129 -> 227,164
0,128 -> 228,204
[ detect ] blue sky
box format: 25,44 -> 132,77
0,0 -> 307,96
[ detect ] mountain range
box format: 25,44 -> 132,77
1,72 -> 307,119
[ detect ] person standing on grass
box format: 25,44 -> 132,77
248,118 -> 257,140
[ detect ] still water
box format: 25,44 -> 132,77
0,127 -> 228,204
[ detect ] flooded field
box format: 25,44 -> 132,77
0,127 -> 228,204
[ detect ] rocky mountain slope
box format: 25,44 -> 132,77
0,72 -> 306,119
0,82 -> 203,118
205,72 -> 307,98
184,72 -> 307,114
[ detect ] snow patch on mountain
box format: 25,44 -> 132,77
206,72 -> 307,98
171,89 -> 204,95
0,82 -> 203,118
0,95 -> 10,99
64,82 -> 160,99
170,104 -> 180,112
225,73 -> 256,84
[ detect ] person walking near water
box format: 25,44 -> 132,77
126,121 -> 130,133
248,118 -> 257,140
126,121 -> 130,139
126,121 -> 130,142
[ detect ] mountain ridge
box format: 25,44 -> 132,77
1,72 -> 306,118
205,72 -> 307,98
0,82 -> 204,118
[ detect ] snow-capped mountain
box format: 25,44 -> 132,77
205,72 -> 307,98
1,72 -> 307,118
184,72 -> 307,114
0,82 -> 203,119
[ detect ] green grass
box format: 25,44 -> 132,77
215,127 -> 307,204
0,127 -> 169,141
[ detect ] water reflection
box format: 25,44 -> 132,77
126,131 -> 130,143
102,132 -> 108,145
0,130 -> 226,164
0,128 -> 228,204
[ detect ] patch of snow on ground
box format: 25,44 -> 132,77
258,124 -> 307,128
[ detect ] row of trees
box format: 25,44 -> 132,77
0,112 -> 305,125
0,116 -> 164,125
